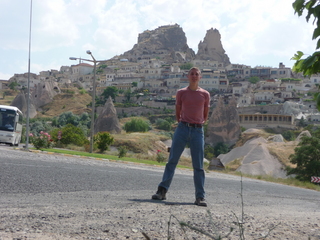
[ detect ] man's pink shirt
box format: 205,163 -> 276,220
176,87 -> 210,124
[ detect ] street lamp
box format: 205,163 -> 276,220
69,51 -> 104,153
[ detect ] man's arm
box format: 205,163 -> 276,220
175,104 -> 181,122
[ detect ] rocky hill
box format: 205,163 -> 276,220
119,24 -> 230,64
196,28 -> 231,66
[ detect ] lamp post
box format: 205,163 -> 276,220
25,0 -> 33,150
69,51 -> 103,153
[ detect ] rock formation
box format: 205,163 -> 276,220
267,134 -> 284,142
296,130 -> 311,142
205,95 -> 241,147
281,101 -> 309,117
120,24 -> 195,63
218,136 -> 287,178
195,28 -> 231,66
94,97 -> 121,134
11,80 -> 60,118
11,91 -> 37,118
30,81 -> 61,109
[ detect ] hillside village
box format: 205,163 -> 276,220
1,24 -> 320,126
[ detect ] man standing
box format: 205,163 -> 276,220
151,67 -> 210,207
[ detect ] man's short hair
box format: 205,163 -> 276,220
188,67 -> 201,75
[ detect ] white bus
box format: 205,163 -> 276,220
0,105 -> 23,146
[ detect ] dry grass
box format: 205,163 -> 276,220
267,141 -> 297,168
113,132 -> 170,154
37,88 -> 92,117
235,129 -> 273,148
225,157 -> 243,171
0,90 -> 18,106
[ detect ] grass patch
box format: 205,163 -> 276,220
223,170 -> 320,191
267,142 -> 296,168
36,148 -> 191,169
225,157 -> 243,171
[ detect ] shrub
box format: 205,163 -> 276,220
94,132 -> 114,153
288,128 -> 320,181
29,131 -> 52,150
124,118 -> 150,132
50,124 -> 89,146
204,145 -> 215,160
156,150 -> 166,163
118,146 -> 128,158
155,118 -> 171,131
214,142 -> 230,157
282,130 -> 295,141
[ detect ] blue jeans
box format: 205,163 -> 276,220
159,122 -> 205,199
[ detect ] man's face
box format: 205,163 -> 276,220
188,69 -> 201,84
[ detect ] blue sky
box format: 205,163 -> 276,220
0,0 -> 316,80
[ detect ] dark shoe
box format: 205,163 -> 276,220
194,198 -> 207,207
152,186 -> 167,200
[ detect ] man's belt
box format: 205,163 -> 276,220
181,121 -> 203,128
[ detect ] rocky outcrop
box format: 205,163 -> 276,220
205,96 -> 241,147
95,97 -> 121,134
281,101 -> 309,117
30,81 -> 61,109
296,130 -> 311,142
11,80 -> 60,118
11,91 -> 37,118
120,24 -> 195,63
218,137 -> 287,178
267,134 -> 284,142
195,28 -> 230,66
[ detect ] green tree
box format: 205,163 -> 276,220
155,118 -> 171,131
30,120 -> 53,136
288,128 -> 320,181
124,89 -> 133,103
204,145 -> 215,160
101,86 -> 119,102
282,130 -> 296,141
50,124 -> 89,146
248,76 -> 260,84
214,142 -> 230,157
57,112 -> 80,126
291,0 -> 320,110
132,82 -> 138,87
180,63 -> 193,70
124,118 -> 150,132
94,132 -> 114,153
8,81 -> 18,90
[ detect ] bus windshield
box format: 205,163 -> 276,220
0,109 -> 16,132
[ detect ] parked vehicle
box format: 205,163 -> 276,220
0,105 -> 23,146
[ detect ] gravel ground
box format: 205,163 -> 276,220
0,148 -> 319,239
0,198 -> 319,240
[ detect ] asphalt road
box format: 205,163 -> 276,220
0,146 -> 320,239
